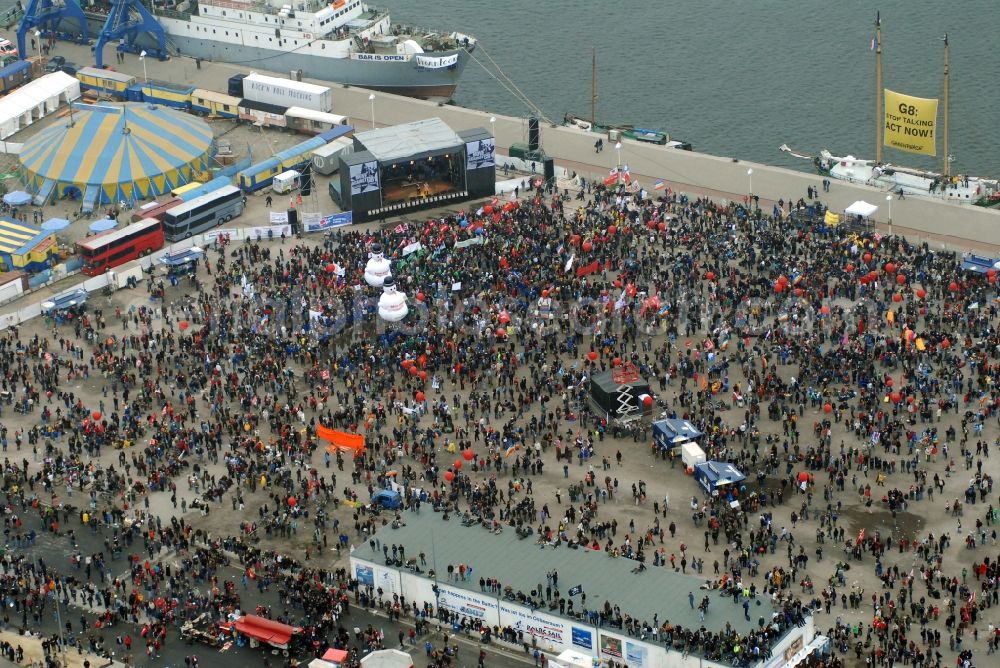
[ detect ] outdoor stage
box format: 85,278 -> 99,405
331,118 -> 495,222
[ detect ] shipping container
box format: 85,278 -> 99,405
242,72 -> 332,113
311,137 -> 353,175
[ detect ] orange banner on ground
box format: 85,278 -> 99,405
317,425 -> 365,451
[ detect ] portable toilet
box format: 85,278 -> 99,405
272,170 -> 301,194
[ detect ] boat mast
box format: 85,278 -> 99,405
942,34 -> 950,178
875,12 -> 883,165
591,47 -> 598,128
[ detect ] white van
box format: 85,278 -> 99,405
0,40 -> 18,57
271,170 -> 300,194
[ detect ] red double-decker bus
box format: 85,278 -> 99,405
79,218 -> 165,276
130,197 -> 183,223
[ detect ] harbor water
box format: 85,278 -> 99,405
379,0 -> 997,178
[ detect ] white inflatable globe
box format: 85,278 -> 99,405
364,243 -> 392,287
378,276 -> 409,322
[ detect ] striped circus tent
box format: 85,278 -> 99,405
18,102 -> 214,212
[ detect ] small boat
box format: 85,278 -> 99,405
563,49 -> 691,150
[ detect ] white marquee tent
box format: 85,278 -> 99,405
845,200 -> 878,218
0,72 -> 81,140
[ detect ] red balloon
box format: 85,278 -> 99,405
885,262 -> 896,274
607,225 -> 617,236
415,391 -> 425,402
92,411 -> 101,421
287,496 -> 297,507
454,460 -> 462,470
777,275 -> 789,286
906,395 -> 915,404
892,293 -> 902,303
863,252 -> 873,264
569,234 -> 581,247
179,320 -> 189,331
587,351 -> 598,361
896,274 -> 906,285
495,327 -> 506,338
657,222 -> 667,231
793,288 -> 803,297
823,403 -> 832,414
705,271 -> 715,281
642,395 -> 654,407
582,240 -> 593,253
612,357 -> 621,367
647,220 -> 656,230
418,370 -> 428,381
886,378 -> 893,388
820,305 -> 830,315
325,263 -> 336,273
614,279 -> 622,288
846,263 -> 855,273
916,288 -> 926,299
949,281 -> 959,292
498,311 -> 511,324
462,449 -> 474,461
416,292 -> 425,302
990,275 -> 998,284
444,471 -> 455,482
890,392 -> 901,403
868,271 -> 878,281
408,366 -> 418,376
773,283 -> 784,294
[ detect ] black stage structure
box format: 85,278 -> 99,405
330,118 -> 495,222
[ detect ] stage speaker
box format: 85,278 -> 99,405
287,208 -> 299,233
528,116 -> 540,152
300,166 -> 313,196
543,157 -> 555,183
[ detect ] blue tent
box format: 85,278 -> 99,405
652,418 -> 704,451
372,489 -> 402,510
158,247 -> 204,267
3,191 -> 32,206
41,288 -> 89,312
693,461 -> 746,496
961,254 -> 999,274
41,218 -> 71,233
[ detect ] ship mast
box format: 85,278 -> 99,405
942,34 -> 950,178
591,47 -> 598,128
875,12 -> 883,165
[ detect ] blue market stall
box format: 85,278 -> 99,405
960,254 -> 999,274
652,418 -> 704,453
693,461 -> 746,497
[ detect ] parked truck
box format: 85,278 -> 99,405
241,72 -> 332,114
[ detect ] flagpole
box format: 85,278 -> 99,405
875,12 -> 883,165
942,34 -> 950,179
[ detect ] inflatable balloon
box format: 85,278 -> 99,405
444,471 -> 455,482
463,449 -> 474,461
582,240 -> 593,253
179,321 -> 189,331
415,391 -> 425,402
823,403 -> 832,414
896,274 -> 906,285
92,411 -> 101,421
364,243 -> 392,287
377,277 -> 408,322
587,351 -> 598,361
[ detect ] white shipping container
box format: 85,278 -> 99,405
243,72 -> 332,113
311,137 -> 353,175
681,441 -> 706,468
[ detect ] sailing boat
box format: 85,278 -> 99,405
780,14 -> 999,207
564,49 -> 692,150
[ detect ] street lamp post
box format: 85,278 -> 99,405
139,50 -> 148,83
368,93 -> 376,129
614,141 -> 622,170
489,115 -> 496,139
747,168 -> 753,199
885,194 -> 893,236
33,30 -> 41,60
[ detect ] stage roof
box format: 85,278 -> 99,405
354,513 -> 772,636
355,117 -> 463,163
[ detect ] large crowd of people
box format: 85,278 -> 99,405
0,174 -> 996,668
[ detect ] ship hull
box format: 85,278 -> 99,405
153,33 -> 467,100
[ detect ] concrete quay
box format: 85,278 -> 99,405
5,30 -> 1000,252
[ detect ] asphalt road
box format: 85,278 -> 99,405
9,510 -> 531,668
